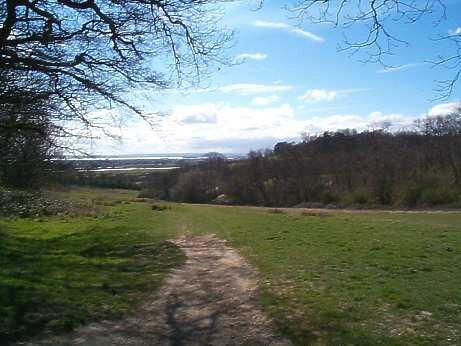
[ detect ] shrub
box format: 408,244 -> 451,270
268,208 -> 286,214
373,178 -> 393,205
301,211 -> 330,217
170,169 -> 220,203
151,204 -> 171,211
352,191 -> 369,205
0,190 -> 75,217
137,190 -> 154,199
420,187 -> 459,206
401,185 -> 425,207
293,202 -> 324,209
322,191 -> 340,205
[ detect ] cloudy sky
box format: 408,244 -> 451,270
87,0 -> 461,155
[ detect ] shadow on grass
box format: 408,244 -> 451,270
0,225 -> 184,344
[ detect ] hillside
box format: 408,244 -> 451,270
1,188 -> 460,345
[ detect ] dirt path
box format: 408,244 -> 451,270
25,234 -> 290,346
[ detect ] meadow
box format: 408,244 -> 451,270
1,187 -> 460,345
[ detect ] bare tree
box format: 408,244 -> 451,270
0,73 -> 61,187
416,109 -> 461,183
285,0 -> 460,98
0,0 -> 234,130
434,28 -> 461,98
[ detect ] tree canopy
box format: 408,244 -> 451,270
0,0 -> 234,121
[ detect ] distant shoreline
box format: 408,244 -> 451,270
83,167 -> 180,172
58,153 -> 246,161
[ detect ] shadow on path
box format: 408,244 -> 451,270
23,235 -> 290,346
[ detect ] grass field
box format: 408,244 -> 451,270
1,187 -> 460,345
0,188 -> 184,343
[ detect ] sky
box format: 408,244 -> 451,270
85,0 -> 461,155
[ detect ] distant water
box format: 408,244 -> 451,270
63,153 -> 245,172
71,156 -> 192,161
66,153 -> 245,161
87,167 -> 180,172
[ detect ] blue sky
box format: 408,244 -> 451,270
88,0 -> 461,155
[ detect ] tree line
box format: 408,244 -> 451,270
142,111 -> 461,208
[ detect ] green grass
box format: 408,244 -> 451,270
165,205 -> 461,345
0,188 -> 184,343
1,187 -> 460,345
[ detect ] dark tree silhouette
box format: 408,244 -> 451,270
0,0 -> 234,126
0,73 -> 60,187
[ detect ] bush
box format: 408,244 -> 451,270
373,178 -> 393,205
301,211 -> 330,217
138,190 -> 154,199
352,191 -> 369,205
401,185 -> 425,207
293,202 -> 324,209
420,187 -> 459,206
151,204 -> 171,211
0,190 -> 75,217
268,208 -> 286,214
322,191 -> 340,205
170,169 -> 220,203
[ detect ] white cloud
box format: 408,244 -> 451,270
253,20 -> 289,29
85,103 -> 417,155
302,112 -> 414,134
298,88 -> 370,104
428,101 -> 461,116
449,27 -> 461,35
219,83 -> 293,95
174,105 -> 218,124
298,89 -> 338,103
367,111 -> 413,129
235,52 -> 267,62
252,20 -> 324,43
377,63 -> 425,73
290,28 -> 324,43
252,95 -> 281,106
